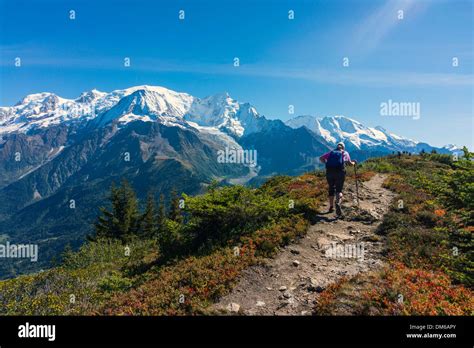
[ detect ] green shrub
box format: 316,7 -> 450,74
181,185 -> 291,252
376,211 -> 411,235
98,271 -> 133,292
415,210 -> 438,228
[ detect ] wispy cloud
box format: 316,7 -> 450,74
236,64 -> 473,87
1,52 -> 471,88
351,0 -> 430,53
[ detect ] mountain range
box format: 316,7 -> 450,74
0,85 -> 456,278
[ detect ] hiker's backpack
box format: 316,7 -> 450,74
326,150 -> 345,170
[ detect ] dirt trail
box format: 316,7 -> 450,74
214,174 -> 395,315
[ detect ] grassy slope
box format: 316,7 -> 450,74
0,154 -> 472,315
0,172 -> 326,315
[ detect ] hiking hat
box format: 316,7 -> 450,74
336,142 -> 345,149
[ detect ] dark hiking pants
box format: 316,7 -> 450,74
326,169 -> 346,196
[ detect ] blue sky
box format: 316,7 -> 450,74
0,0 -> 472,148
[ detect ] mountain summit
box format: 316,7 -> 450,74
0,86 -> 457,154
0,85 -> 267,138
285,114 -> 448,155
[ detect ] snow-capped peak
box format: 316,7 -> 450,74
286,114 -> 418,151
0,85 -> 257,137
286,115 -> 320,129
1,91 -> 99,134
0,84 -> 267,137
443,144 -> 459,151
0,86 -> 198,134
184,91 -> 264,137
96,87 -> 195,127
1,86 -> 454,156
76,89 -> 107,103
15,92 -> 57,106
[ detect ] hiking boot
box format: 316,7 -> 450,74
335,203 -> 342,216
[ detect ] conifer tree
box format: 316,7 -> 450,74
94,180 -> 140,242
156,193 -> 167,239
169,188 -> 183,223
141,192 -> 156,238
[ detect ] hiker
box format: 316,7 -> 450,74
319,142 -> 356,216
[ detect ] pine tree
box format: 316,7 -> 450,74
169,188 -> 183,223
141,192 -> 156,238
94,180 -> 140,242
155,193 -> 185,260
61,243 -> 74,265
94,183 -> 119,239
208,179 -> 219,192
156,193 -> 167,239
462,146 -> 472,160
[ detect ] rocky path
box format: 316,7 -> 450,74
214,174 -> 395,315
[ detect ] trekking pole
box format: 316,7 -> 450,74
354,163 -> 360,209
